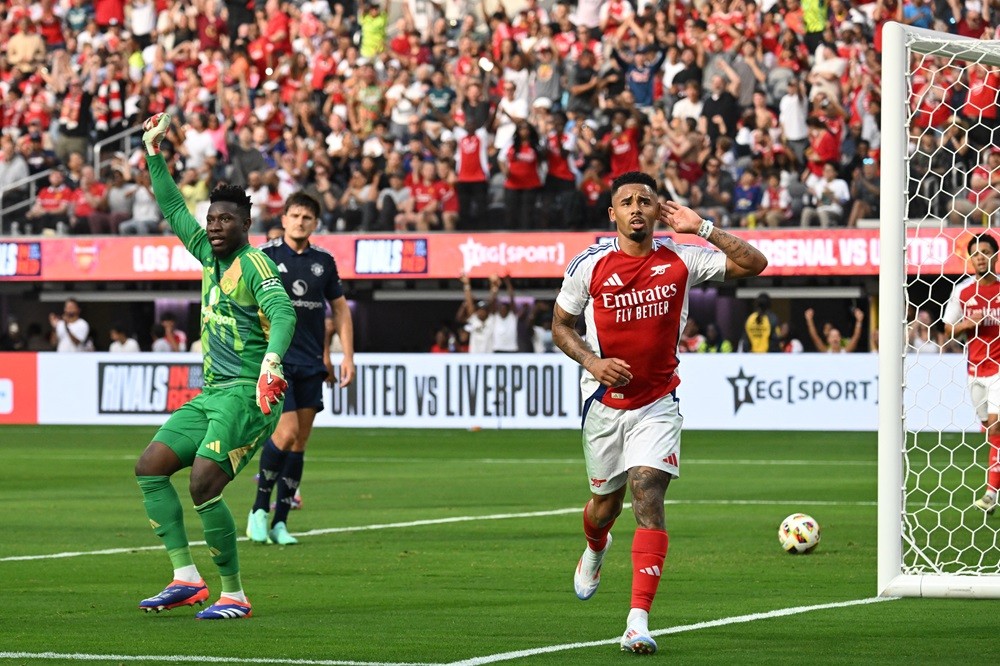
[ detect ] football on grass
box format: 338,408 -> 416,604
779,513 -> 821,554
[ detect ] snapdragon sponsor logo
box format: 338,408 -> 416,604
726,367 -> 876,415
290,299 -> 326,310
458,237 -> 566,273
203,308 -> 237,327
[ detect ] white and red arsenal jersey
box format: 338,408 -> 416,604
556,237 -> 726,410
943,276 -> 1000,377
454,126 -> 490,183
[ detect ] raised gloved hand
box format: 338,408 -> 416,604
142,112 -> 171,156
256,352 -> 287,416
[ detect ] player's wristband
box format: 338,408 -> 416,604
697,219 -> 714,239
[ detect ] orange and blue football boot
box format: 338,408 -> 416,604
195,596 -> 253,619
139,580 -> 209,613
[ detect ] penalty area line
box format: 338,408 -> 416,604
445,596 -> 900,665
0,653 -> 437,666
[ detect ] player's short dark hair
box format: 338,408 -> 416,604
284,191 -> 321,218
610,171 -> 657,199
968,233 -> 999,254
210,183 -> 252,221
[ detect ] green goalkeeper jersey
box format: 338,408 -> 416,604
146,154 -> 296,389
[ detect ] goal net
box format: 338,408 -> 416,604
881,22 -> 1000,597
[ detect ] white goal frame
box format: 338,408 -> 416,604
879,22 -> 1000,598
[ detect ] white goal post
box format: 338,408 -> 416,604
880,22 -> 1000,598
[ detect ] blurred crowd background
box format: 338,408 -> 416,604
1,0 -> 997,237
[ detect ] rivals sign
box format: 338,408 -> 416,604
98,362 -> 203,414
0,242 -> 41,277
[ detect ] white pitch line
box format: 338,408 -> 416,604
0,499 -> 875,563
444,597 -> 900,665
0,653 -> 437,666
0,597 -> 899,666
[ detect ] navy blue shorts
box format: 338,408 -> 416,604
282,365 -> 327,413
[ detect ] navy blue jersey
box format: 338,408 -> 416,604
260,238 -> 344,371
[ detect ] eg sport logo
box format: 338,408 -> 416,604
725,367 -> 876,415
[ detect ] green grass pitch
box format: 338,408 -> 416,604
0,426 -> 994,665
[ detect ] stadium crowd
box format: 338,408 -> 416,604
0,0 -> 997,237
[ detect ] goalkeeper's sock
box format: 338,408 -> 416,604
195,494 -> 241,584
583,500 -> 615,552
174,563 -> 201,583
138,476 -> 195,571
988,434 -> 1000,494
273,451 -> 304,527
220,578 -> 247,602
253,439 -> 287,512
630,528 -> 668,612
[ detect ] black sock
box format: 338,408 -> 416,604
253,439 -> 287,513
273,451 -> 304,526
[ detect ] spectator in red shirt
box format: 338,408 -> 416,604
435,157 -> 459,232
392,160 -> 438,232
540,110 -> 578,229
69,166 -> 111,234
961,64 -> 1000,151
448,115 -> 490,232
197,0 -> 227,51
501,121 -> 543,230
94,0 -> 126,28
24,169 -> 74,236
602,109 -> 641,178
579,158 -> 611,230
956,8 -> 989,39
804,116 -> 840,177
430,328 -> 452,353
262,0 -> 291,58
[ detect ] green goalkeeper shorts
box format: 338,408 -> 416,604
153,384 -> 281,478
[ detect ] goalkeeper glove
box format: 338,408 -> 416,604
142,112 -> 171,156
256,352 -> 287,416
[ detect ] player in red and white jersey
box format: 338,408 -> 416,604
553,171 -> 767,654
943,233 -> 1000,514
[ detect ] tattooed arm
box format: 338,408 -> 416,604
552,303 -> 633,388
660,200 -> 769,279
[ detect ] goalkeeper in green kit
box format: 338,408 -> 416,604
134,113 -> 296,619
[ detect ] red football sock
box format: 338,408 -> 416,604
988,434 -> 1000,493
631,528 -> 669,612
583,500 -> 615,552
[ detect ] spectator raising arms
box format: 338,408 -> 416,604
804,307 -> 865,352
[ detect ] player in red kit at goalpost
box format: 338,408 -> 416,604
944,233 -> 1000,515
552,171 -> 767,654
